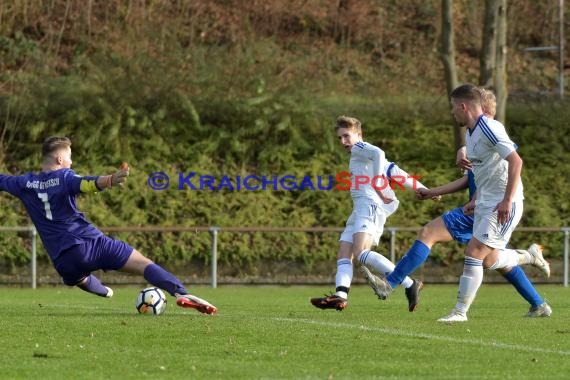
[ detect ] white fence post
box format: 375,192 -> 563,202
562,227 -> 570,287
31,226 -> 37,289
210,227 -> 219,288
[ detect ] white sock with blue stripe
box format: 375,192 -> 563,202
455,257 -> 484,315
358,250 -> 413,288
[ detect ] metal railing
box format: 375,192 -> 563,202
2,225 -> 569,288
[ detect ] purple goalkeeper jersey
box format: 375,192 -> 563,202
0,168 -> 103,261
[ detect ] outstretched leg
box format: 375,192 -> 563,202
360,217 -> 452,309
386,217 -> 453,289
484,244 -> 552,317
121,249 -> 217,315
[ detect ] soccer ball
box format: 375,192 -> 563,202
136,287 -> 167,315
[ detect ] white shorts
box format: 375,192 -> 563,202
472,201 -> 523,249
339,203 -> 387,246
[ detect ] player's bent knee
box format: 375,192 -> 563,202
417,225 -> 440,245
417,226 -> 431,240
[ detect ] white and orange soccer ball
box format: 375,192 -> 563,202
135,287 -> 167,315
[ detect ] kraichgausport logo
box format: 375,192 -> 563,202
147,172 -> 422,191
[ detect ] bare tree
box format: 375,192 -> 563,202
494,0 -> 508,122
480,0 -> 499,88
440,0 -> 464,148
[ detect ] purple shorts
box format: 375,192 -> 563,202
53,235 -> 134,285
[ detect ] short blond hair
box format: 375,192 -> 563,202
479,88 -> 497,118
335,115 -> 362,133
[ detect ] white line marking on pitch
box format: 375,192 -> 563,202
272,317 -> 570,356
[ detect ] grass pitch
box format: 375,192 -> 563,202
1,284 -> 569,379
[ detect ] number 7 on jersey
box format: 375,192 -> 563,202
37,192 -> 53,220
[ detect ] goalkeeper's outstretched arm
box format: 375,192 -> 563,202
80,162 -> 130,193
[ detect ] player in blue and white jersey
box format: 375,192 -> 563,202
360,89 -> 551,317
0,136 -> 217,314
432,84 -> 530,322
310,116 -> 429,311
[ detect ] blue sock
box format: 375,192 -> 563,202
386,240 -> 430,289
77,274 -> 109,297
143,264 -> 187,296
503,266 -> 544,308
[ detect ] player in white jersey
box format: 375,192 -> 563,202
438,84 -> 526,322
310,115 -> 429,311
359,88 -> 551,317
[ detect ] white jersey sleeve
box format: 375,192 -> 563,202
386,163 -> 427,190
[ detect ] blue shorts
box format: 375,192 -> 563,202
441,207 -> 474,244
53,235 -> 134,285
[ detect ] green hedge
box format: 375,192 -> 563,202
0,2 -> 568,270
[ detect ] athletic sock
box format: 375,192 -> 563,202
454,257 -> 483,315
76,274 -> 109,297
143,263 -> 186,296
515,249 -> 533,265
401,277 -> 414,288
502,266 -> 544,308
335,258 -> 353,299
357,250 -> 394,275
357,250 -> 414,289
386,240 -> 430,288
487,248 -> 521,270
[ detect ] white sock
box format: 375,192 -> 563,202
358,250 -> 414,288
487,249 -> 520,270
335,258 -> 352,299
454,257 -> 483,315
401,277 -> 414,288
515,249 -> 533,265
357,250 -> 394,275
